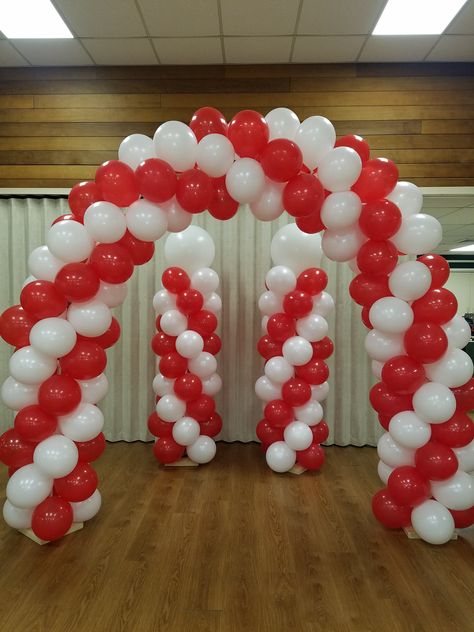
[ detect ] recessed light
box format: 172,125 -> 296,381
373,0 -> 468,35
0,0 -> 73,38
450,244 -> 474,252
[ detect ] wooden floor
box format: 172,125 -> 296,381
0,443 -> 472,632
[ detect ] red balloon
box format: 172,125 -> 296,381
282,290 -> 312,318
264,399 -> 293,428
59,341 -> 107,380
349,273 -> 391,307
311,337 -> 334,360
296,268 -> 327,295
52,213 -> 80,225
186,395 -> 215,422
256,418 -> 284,445
118,230 -> 155,265
151,332 -> 176,355
32,497 -> 73,542
369,382 -> 413,417
0,429 -> 34,467
174,373 -> 202,401
54,462 -> 98,502
372,488 -> 411,528
208,176 -> 239,221
203,333 -> 221,355
352,158 -> 398,202
295,359 -> 329,385
162,267 -> 190,293
176,288 -> 204,315
381,355 -> 426,395
417,254 -> 450,288
283,174 -> 325,218
14,405 -> 57,443
358,200 -> 402,240
188,310 -> 217,336
190,107 -> 227,141
75,432 -> 106,462
452,378 -> 474,412
449,507 -> 474,529
361,305 -> 372,329
227,110 -> 269,158
38,374 -> 82,415
159,352 -> 188,379
200,412 -> 223,438
148,412 -> 173,438
431,411 -> 474,448
78,317 -> 120,349
404,322 -> 448,364
0,305 -> 36,347
89,243 -> 134,284
176,168 -> 213,214
261,139 -> 302,182
335,134 -> 370,163
54,263 -> 100,303
20,280 -> 67,320
357,239 -> 398,276
411,288 -> 457,325
296,443 -> 325,470
296,210 -> 325,234
378,413 -> 391,431
282,377 -> 311,407
135,158 -> 177,203
388,466 -> 430,507
311,420 -> 329,444
95,160 -> 139,207
257,335 -> 283,360
267,313 -> 296,342
69,181 -> 102,221
415,441 -> 458,481
153,437 -> 185,464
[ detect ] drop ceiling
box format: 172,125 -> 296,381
0,0 -> 473,66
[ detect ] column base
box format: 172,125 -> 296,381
18,522 -> 84,545
289,463 -> 307,475
403,526 -> 458,540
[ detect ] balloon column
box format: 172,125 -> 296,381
149,227 -> 222,465
256,224 -> 333,473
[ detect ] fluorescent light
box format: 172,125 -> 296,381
450,244 -> 474,252
0,0 -> 73,38
373,0 -> 468,35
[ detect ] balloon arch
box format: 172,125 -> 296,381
0,107 -> 473,545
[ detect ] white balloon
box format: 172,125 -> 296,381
387,181 -> 423,217
425,348 -> 473,388
392,213 -> 442,255
153,373 -> 174,397
118,133 -> 155,170
9,346 -> 57,385
264,356 -> 294,384
413,382 -> 456,424
84,201 -> 126,244
431,471 -> 474,511
348,257 -> 361,274
453,440 -> 474,472
388,260 -> 432,301
156,394 -> 186,422
369,297 -> 413,334
46,220 -> 94,263
258,291 -> 283,316
322,225 -> 366,262
294,116 -> 335,170
265,266 -> 296,296
3,500 -> 33,529
203,292 -> 222,313
372,360 -> 384,380
320,191 -> 362,231
172,417 -> 201,446
311,291 -> 335,317
28,245 -> 63,281
153,120 -> 197,172
282,336 -> 313,366
29,317 -> 77,358
159,309 -> 188,336
411,500 -> 454,544
225,158 -> 265,203
71,489 -> 102,522
188,352 -> 217,379
153,289 -> 176,314
317,147 -> 362,193
265,107 -> 300,140
294,400 -> 323,425
284,421 -> 313,451
196,133 -> 235,177
1,376 -> 38,410
33,434 -> 78,478
265,441 -> 296,473
377,460 -> 394,485
164,226 -> 215,273
271,223 -> 322,274
377,432 -> 415,468
191,267 -> 219,294
249,178 -> 284,221
442,316 -> 472,349
161,197 -> 192,233
6,464 -> 53,509
388,411 -> 432,449
255,375 -> 282,401
365,329 -> 405,362
126,199 -> 168,242
78,373 -> 109,404
59,403 -> 104,442
95,281 -> 127,308
67,300 -> 112,337
187,435 -> 216,464
296,313 -> 328,342
261,315 -> 269,334
202,373 -> 222,396
175,330 -> 204,359
311,381 -> 329,402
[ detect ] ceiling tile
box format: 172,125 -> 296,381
298,0 -> 385,35
221,0 -> 299,36
82,38 -> 157,64
13,39 -> 92,66
0,41 -> 28,66
153,37 -> 222,64
447,0 -> 474,34
292,36 -> 365,63
359,35 -> 439,62
137,0 -> 220,36
427,35 -> 474,61
53,0 -> 146,37
224,36 -> 292,64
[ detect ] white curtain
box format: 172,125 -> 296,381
0,197 -> 380,445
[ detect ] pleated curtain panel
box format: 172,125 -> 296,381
0,197 -> 381,445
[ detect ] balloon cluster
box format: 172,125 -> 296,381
149,227 -> 222,465
255,224 -> 334,473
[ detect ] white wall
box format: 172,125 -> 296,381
445,272 -> 474,316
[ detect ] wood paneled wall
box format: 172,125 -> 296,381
0,62 -> 473,189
